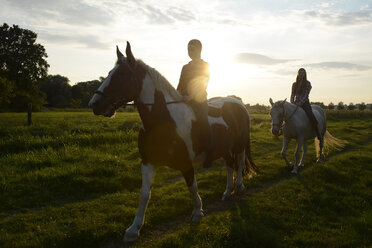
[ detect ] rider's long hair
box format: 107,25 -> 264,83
294,68 -> 308,95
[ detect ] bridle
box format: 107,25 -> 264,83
271,104 -> 299,130
94,61 -> 183,109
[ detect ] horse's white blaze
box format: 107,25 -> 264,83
88,64 -> 119,107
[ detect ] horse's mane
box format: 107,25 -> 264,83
137,60 -> 183,101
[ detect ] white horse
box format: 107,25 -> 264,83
269,98 -> 345,174
89,42 -> 258,242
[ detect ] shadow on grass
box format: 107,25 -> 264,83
0,168 -> 142,214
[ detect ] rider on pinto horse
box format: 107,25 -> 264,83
177,39 -> 213,168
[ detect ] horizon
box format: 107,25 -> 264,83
1,0 -> 371,105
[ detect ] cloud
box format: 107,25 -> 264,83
272,69 -> 297,76
304,9 -> 372,26
4,0 -> 114,26
137,5 -> 195,25
304,62 -> 370,70
166,7 -> 195,22
39,32 -> 109,49
234,53 -> 293,65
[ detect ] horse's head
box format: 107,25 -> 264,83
89,42 -> 145,117
269,98 -> 287,136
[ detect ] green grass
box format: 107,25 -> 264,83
150,143 -> 372,248
0,110 -> 371,247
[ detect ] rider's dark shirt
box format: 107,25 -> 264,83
177,59 -> 210,102
290,81 -> 312,106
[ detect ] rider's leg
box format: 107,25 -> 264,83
301,101 -> 322,141
191,100 -> 213,168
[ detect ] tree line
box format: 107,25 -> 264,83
0,23 -> 103,111
0,23 -> 370,112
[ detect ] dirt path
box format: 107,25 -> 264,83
100,137 -> 372,248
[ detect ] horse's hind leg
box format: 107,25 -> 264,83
222,157 -> 234,201
317,134 -> 325,163
182,166 -> 204,222
124,163 -> 155,242
235,151 -> 246,193
299,141 -> 308,167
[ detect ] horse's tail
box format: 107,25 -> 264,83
315,130 -> 347,157
243,120 -> 259,177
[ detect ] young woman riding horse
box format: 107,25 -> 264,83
290,68 -> 322,142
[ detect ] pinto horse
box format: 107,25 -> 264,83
269,98 -> 346,174
89,42 -> 258,242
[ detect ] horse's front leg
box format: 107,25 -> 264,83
299,141 -> 308,167
281,136 -> 292,167
124,163 -> 155,242
182,166 -> 204,222
292,138 -> 304,174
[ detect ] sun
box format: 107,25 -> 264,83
203,48 -> 260,99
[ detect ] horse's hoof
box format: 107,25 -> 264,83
191,210 -> 204,222
317,156 -> 325,163
235,184 -> 246,194
317,154 -> 325,163
123,230 -> 139,243
221,192 -> 232,201
291,169 -> 297,174
299,163 -> 304,167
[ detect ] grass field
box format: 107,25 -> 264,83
0,110 -> 371,247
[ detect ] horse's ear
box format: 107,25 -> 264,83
282,98 -> 287,105
126,41 -> 136,68
116,45 -> 124,58
269,98 -> 274,106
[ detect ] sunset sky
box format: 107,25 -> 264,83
1,0 -> 371,105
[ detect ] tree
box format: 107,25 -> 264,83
337,101 -> 344,110
71,80 -> 101,107
348,102 -> 355,110
328,102 -> 334,110
0,23 -> 49,111
40,75 -> 71,108
0,76 -> 15,109
359,102 -> 366,111
246,103 -> 270,114
311,101 -> 325,109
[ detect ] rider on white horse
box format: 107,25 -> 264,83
290,68 -> 322,142
177,39 -> 213,168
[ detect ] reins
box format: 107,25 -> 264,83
94,90 -> 184,107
